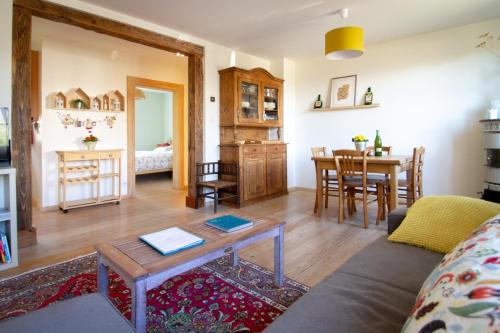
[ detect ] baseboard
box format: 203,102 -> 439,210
288,187 -> 315,193
37,195 -> 129,212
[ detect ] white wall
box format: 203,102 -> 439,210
0,0 -> 12,109
292,19 -> 500,196
135,90 -> 173,151
36,34 -> 189,206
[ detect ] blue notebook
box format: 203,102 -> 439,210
140,227 -> 205,256
205,215 -> 254,232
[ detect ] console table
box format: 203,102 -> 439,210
56,149 -> 122,212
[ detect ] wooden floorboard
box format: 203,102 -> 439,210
0,174 -> 386,285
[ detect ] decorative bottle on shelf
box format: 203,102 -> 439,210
374,130 -> 382,157
314,95 -> 323,109
364,87 -> 373,105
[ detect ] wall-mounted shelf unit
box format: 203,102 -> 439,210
57,150 -> 122,212
48,107 -> 123,113
311,103 -> 380,112
48,88 -> 125,112
0,168 -> 17,272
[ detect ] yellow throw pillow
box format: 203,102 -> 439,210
388,196 -> 500,253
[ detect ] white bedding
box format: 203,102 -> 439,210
135,148 -> 173,173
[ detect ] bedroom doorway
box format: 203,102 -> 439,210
127,77 -> 185,196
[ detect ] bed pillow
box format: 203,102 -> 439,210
401,214 -> 500,333
157,141 -> 171,147
153,146 -> 171,152
388,196 -> 500,253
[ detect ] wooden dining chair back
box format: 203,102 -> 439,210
311,147 -> 338,213
367,146 -> 393,155
398,146 -> 425,206
334,149 -> 375,228
311,147 -> 327,157
410,146 -> 425,199
196,161 -> 240,213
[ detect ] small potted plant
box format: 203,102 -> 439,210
70,98 -> 88,110
82,134 -> 99,150
352,135 -> 368,151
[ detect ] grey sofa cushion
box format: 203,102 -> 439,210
264,237 -> 443,333
0,293 -> 135,333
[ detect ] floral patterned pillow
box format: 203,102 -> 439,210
402,214 -> 500,333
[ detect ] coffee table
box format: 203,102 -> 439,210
96,213 -> 285,333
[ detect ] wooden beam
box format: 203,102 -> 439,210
186,54 -> 204,208
11,5 -> 32,230
14,0 -> 204,57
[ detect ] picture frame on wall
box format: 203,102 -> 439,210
330,75 -> 357,107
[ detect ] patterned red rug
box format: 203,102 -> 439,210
0,254 -> 309,332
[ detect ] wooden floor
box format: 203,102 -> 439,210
0,174 -> 386,286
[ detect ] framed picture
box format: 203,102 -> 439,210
330,75 -> 357,107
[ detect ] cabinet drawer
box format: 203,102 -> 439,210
100,151 -> 121,159
266,144 -> 286,154
242,145 -> 266,154
63,152 -> 100,161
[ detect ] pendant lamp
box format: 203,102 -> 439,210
325,8 -> 364,60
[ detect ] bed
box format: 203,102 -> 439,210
135,146 -> 173,175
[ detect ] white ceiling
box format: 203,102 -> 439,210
79,0 -> 500,59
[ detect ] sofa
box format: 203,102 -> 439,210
0,293 -> 135,333
264,207 -> 443,333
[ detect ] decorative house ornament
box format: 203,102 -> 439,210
112,99 -> 121,111
103,95 -> 109,111
55,92 -> 66,109
106,90 -> 125,111
325,8 -> 364,60
91,97 -> 101,111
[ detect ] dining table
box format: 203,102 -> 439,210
311,154 -> 413,217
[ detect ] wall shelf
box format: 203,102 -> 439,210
311,103 -> 380,112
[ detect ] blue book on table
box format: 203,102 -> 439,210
205,215 -> 254,232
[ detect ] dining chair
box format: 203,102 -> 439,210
398,147 -> 425,206
334,149 -> 380,228
311,147 -> 338,213
366,146 -> 393,221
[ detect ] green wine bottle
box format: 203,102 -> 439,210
374,130 -> 382,157
314,95 -> 322,109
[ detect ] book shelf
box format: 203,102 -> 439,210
0,168 -> 18,271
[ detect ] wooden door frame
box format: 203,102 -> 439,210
127,77 -> 185,195
12,0 -> 204,231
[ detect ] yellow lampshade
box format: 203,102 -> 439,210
325,26 -> 364,60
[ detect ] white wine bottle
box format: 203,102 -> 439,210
364,87 -> 373,105
314,95 -> 323,109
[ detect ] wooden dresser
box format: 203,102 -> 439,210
56,149 -> 122,212
218,67 -> 287,205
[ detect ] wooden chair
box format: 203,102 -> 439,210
398,147 -> 425,206
366,146 -> 393,222
311,147 -> 338,213
196,161 -> 240,213
334,149 -> 380,228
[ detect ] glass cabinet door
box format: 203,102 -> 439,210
263,87 -> 279,122
239,81 -> 259,122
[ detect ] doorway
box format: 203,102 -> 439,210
127,77 -> 185,196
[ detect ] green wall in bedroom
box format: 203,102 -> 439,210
135,90 -> 173,151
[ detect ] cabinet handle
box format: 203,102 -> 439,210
81,155 -> 85,159
109,154 -> 113,157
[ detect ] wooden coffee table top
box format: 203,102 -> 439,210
96,212 -> 285,280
